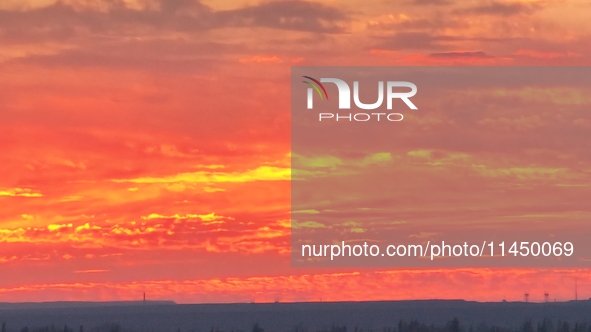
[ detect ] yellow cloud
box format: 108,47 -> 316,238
47,224 -> 72,231
276,219 -> 291,228
113,166 -> 290,184
408,150 -> 432,158
361,152 -> 392,165
472,165 -> 568,179
0,188 -> 43,197
141,212 -> 232,224
292,221 -> 326,229
293,209 -> 320,214
75,223 -> 102,232
295,152 -> 393,169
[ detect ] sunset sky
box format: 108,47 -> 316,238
1,0 -> 591,303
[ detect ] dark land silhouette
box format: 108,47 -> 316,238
1,300 -> 591,332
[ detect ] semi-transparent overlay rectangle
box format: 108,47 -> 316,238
291,66 -> 591,267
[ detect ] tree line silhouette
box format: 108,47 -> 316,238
1,319 -> 590,332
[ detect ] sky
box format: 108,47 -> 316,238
1,0 -> 591,303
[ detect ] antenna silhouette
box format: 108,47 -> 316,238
544,291 -> 549,302
575,278 -> 578,301
524,292 -> 529,302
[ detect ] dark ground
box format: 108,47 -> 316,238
1,300 -> 591,332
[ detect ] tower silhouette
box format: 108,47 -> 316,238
544,291 -> 549,302
524,292 -> 529,302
